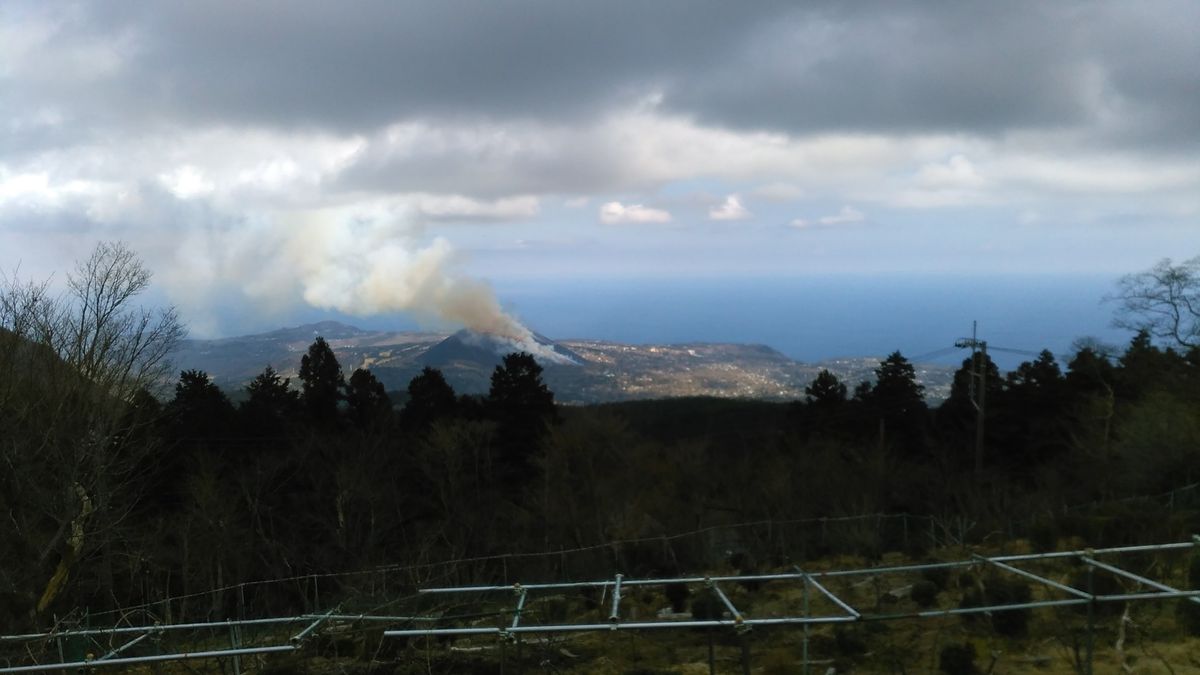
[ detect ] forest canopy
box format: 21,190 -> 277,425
2,248 -> 1198,630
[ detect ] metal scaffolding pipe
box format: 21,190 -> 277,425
802,576 -> 811,675
609,574 -> 623,623
417,540 -> 1199,597
815,560 -> 976,579
1095,589 -> 1200,602
95,633 -> 150,661
415,541 -> 1196,597
510,588 -> 529,631
1082,557 -> 1200,604
1,617 -> 311,643
707,580 -> 743,624
418,567 -> 963,594
388,583 -> 1200,634
384,613 -> 860,638
920,597 -> 1088,617
976,557 -> 1093,600
385,586 -> 1200,639
0,645 -> 296,674
301,614 -> 436,623
793,567 -> 860,618
290,608 -> 336,644
387,627 -> 501,637
989,541 -> 1195,564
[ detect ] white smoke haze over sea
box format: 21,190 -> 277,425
154,197 -> 565,360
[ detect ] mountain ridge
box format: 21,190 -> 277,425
172,321 -> 955,403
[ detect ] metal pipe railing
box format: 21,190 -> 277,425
707,580 -> 743,624
384,614 -> 860,637
290,608 -> 336,644
976,556 -> 1093,599
0,645 -> 296,674
510,587 -> 529,631
1,616 -> 310,643
416,540 -> 1198,595
609,574 -> 623,623
95,633 -> 150,662
1082,556 -> 1200,604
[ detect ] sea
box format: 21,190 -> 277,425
490,274 -> 1131,370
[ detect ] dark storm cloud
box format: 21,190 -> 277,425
16,0 -> 1196,147
668,3 -> 1093,134
61,1 -> 779,131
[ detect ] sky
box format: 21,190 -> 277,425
1,2 -> 1197,356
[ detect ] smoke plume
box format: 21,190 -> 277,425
185,205 -> 570,362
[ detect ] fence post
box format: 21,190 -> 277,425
230,622 -> 242,675
803,575 -> 811,675
55,633 -> 65,675
1085,565 -> 1095,675
708,633 -> 715,675
500,635 -> 507,675
740,631 -> 751,675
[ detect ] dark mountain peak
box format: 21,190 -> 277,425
420,329 -> 583,369
264,320 -> 372,341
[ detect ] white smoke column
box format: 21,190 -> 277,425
289,208 -> 571,363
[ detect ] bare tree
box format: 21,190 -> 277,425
0,242 -> 183,623
1110,256 -> 1200,349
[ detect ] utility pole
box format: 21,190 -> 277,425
955,321 -> 988,478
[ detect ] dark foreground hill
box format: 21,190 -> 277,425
171,321 -> 955,403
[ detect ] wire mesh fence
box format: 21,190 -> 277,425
23,480 -> 1200,633
6,535 -> 1200,674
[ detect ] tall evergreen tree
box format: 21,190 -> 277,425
298,337 -> 344,428
245,366 -> 299,412
1002,350 -> 1067,459
937,352 -> 1002,472
167,369 -> 236,444
1065,345 -> 1116,396
806,369 -> 848,406
870,351 -> 926,419
488,352 -> 557,487
795,369 -> 850,438
401,366 -> 458,432
1118,329 -> 1186,399
241,365 -> 300,439
346,367 -> 391,429
864,351 -> 927,455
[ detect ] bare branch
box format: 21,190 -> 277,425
1109,256 -> 1200,349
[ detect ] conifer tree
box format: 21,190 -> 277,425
401,366 -> 458,432
346,367 -> 391,428
299,336 -> 344,427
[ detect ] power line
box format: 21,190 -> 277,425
954,321 -> 988,478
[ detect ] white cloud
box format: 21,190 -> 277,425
709,194 -> 751,221
888,154 -> 990,208
915,154 -> 985,190
791,205 -> 866,229
411,194 -> 539,222
820,205 -> 865,225
160,165 -> 215,199
599,201 -> 672,224
751,182 -> 805,201
995,154 -> 1200,194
